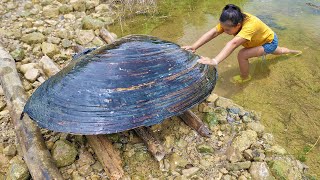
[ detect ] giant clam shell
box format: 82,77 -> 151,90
24,35 -> 217,135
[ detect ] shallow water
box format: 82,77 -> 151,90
110,0 -> 320,177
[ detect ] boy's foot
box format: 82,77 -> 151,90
231,75 -> 252,84
286,50 -> 302,57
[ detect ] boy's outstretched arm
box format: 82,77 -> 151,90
182,27 -> 221,52
198,36 -> 247,65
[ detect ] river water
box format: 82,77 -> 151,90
110,0 -> 320,177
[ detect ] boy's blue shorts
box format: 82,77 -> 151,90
262,33 -> 278,54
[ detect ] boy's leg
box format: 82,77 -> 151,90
272,47 -> 301,55
237,46 -> 265,78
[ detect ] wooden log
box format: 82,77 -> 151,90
86,135 -> 124,180
134,127 -> 166,161
306,2 -> 320,10
0,46 -> 63,179
179,110 -> 212,137
99,27 -> 116,43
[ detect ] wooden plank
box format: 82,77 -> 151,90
0,45 -> 63,180
99,27 -> 116,43
179,110 -> 212,137
87,135 -> 124,180
134,127 -> 165,161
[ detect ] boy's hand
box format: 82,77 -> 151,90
181,46 -> 196,53
197,57 -> 218,66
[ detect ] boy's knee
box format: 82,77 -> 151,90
237,49 -> 247,59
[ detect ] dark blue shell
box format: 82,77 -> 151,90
24,35 -> 217,135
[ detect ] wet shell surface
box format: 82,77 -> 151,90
24,35 -> 217,135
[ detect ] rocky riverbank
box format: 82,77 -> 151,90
0,0 -> 310,179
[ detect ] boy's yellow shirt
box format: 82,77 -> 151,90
215,12 -> 274,48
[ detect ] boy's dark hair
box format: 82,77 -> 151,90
219,4 -> 246,26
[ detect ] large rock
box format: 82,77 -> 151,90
91,161 -> 103,172
71,0 -> 86,11
42,5 -> 59,18
75,30 -> 95,45
262,133 -> 275,145
92,37 -> 105,46
215,97 -> 234,108
206,93 -> 219,102
78,164 -> 93,177
6,157 -> 30,180
247,122 -> 265,134
10,48 -> 25,61
86,0 -> 99,9
269,156 -> 303,180
226,146 -> 243,163
249,162 -> 274,180
266,145 -> 287,155
56,28 -> 71,39
24,68 -> 40,83
225,161 -> 251,171
41,42 -> 60,58
95,4 -> 111,14
61,39 -> 72,48
38,55 -> 60,77
19,63 -> 37,74
47,36 -> 61,44
52,140 -> 78,167
72,171 -> 85,180
77,150 -> 95,167
59,4 -> 73,14
82,16 -> 105,30
21,32 -> 45,44
231,130 -> 258,152
203,112 -> 218,128
182,167 -> 200,177
3,144 -> 17,156
98,17 -> 114,25
168,153 -> 188,171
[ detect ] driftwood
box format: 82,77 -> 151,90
134,127 -> 166,161
0,46 -> 63,179
42,53 -> 125,180
87,135 -> 124,180
99,27 -> 116,44
306,3 -> 320,10
179,110 -> 212,137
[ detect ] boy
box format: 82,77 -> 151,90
183,4 -> 301,83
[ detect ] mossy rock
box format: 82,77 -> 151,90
268,160 -> 288,180
52,140 -> 78,167
197,144 -> 214,154
204,112 -> 218,127
268,158 -> 303,180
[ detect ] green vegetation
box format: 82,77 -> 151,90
110,0 -> 248,37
